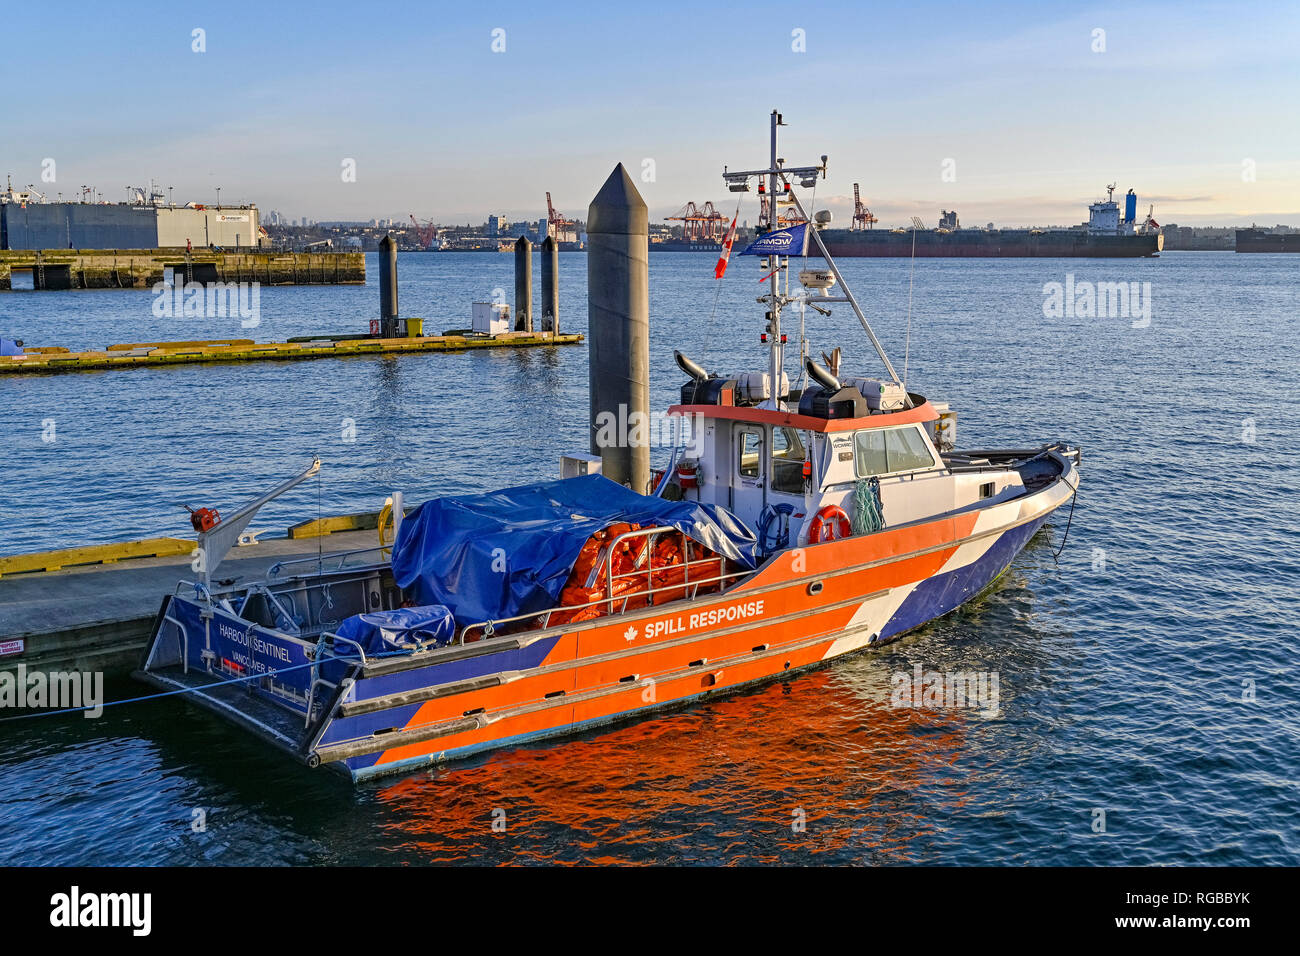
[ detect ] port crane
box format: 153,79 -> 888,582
851,183 -> 877,230
546,192 -> 577,243
666,201 -> 730,241
409,215 -> 439,250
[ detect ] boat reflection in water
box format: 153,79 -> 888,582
370,658 -> 980,864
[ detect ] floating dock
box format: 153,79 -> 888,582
0,248 -> 365,290
0,330 -> 582,374
0,520 -> 391,675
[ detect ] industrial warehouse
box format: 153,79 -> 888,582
0,180 -> 262,251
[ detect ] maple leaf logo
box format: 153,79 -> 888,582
623,625 -> 638,642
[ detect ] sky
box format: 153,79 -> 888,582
3,0 -> 1298,229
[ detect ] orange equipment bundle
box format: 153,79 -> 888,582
547,524 -> 729,627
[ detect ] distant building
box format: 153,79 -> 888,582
0,202 -> 261,250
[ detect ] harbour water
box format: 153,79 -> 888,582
0,252 -> 1296,864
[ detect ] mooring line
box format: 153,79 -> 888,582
1052,477 -> 1080,563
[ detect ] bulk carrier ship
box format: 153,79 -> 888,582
821,185 -> 1163,258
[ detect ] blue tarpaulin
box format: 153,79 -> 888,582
334,605 -> 456,655
391,474 -> 758,626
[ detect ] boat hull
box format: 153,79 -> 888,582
820,229 -> 1162,257
137,451 -> 1076,782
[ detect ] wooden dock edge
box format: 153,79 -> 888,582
0,505 -> 411,580
0,331 -> 584,375
0,537 -> 195,578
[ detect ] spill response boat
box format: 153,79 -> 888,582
137,112 -> 1079,781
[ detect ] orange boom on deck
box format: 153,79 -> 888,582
549,524 -> 733,627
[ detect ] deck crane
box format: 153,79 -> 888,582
1143,204 -> 1160,233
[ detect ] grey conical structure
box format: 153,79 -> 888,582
540,235 -> 559,333
378,233 -> 398,337
514,236 -> 533,332
587,163 -> 650,492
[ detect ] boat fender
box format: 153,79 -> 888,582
757,502 -> 796,553
808,504 -> 852,543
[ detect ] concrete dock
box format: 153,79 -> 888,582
0,528 -> 381,676
0,330 -> 582,374
0,248 -> 365,290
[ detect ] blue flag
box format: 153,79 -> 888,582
739,223 -> 809,257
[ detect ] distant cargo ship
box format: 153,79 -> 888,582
1235,229 -> 1300,253
650,238 -> 723,252
820,186 -> 1163,258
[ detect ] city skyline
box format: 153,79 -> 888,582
3,0 -> 1297,228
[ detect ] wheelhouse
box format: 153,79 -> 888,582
664,394 -> 1025,550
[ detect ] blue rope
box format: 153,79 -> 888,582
0,646 -> 417,723
853,477 -> 885,534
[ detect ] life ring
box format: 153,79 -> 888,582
808,505 -> 852,543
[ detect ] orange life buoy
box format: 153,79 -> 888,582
808,505 -> 852,543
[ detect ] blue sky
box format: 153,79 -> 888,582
3,0 -> 1297,227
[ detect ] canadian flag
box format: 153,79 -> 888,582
714,213 -> 739,279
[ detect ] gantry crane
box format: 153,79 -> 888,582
546,192 -> 577,243
666,201 -> 730,241
852,184 -> 877,230
409,215 -> 438,249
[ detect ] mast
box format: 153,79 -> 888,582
768,110 -> 783,403
783,183 -> 904,388
722,110 -> 905,396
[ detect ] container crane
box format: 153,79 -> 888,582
409,215 -> 439,250
546,192 -> 577,243
851,184 -> 877,230
666,201 -> 730,241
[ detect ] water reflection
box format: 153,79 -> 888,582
367,657 -> 978,865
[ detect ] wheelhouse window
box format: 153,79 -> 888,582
737,428 -> 763,479
770,426 -> 806,494
887,426 -> 938,472
854,429 -> 888,476
855,425 -> 937,477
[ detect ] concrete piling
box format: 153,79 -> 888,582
514,236 -> 533,332
540,235 -> 559,333
587,163 -> 650,492
379,234 -> 399,337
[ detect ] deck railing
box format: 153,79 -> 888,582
459,525 -> 750,644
